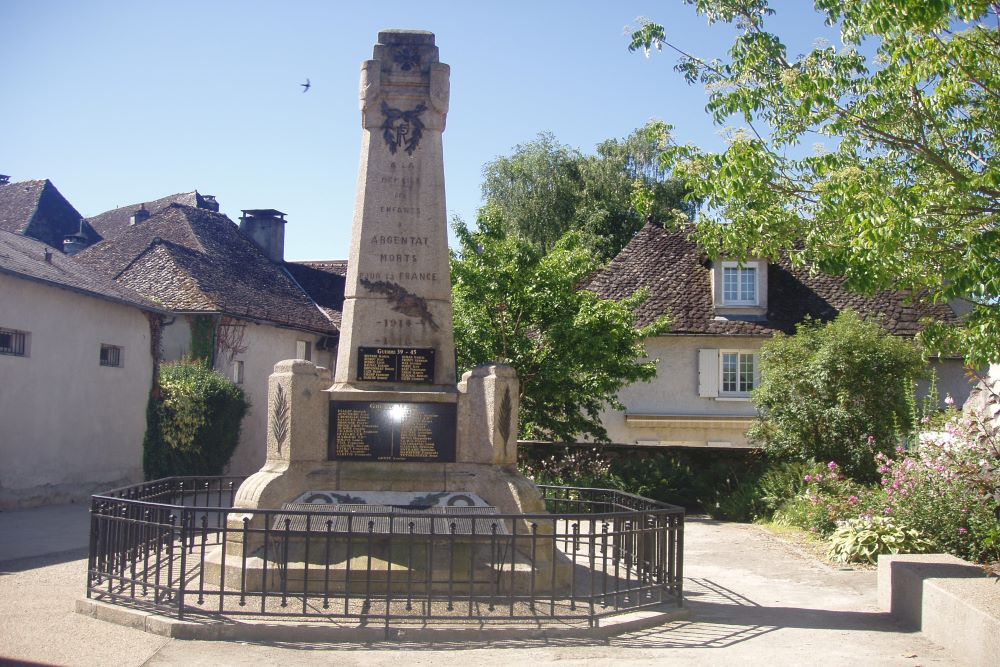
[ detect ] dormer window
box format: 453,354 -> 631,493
722,262 -> 758,305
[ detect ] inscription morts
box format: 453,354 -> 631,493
357,346 -> 435,383
328,401 -> 456,462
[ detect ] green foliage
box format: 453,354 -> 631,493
629,1 -> 1000,367
755,460 -> 820,515
748,310 -> 927,481
189,315 -> 216,365
518,446 -> 767,519
143,360 -> 249,479
480,123 -> 696,261
869,422 -> 1000,563
828,516 -> 935,565
519,448 -> 622,490
771,461 -> 866,536
451,212 -> 669,442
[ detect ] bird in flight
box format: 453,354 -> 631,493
301,78 -> 311,93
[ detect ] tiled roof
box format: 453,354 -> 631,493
86,191 -> 216,240
75,204 -> 339,334
586,222 -> 957,337
0,179 -> 100,249
285,261 -> 347,328
0,229 -> 163,312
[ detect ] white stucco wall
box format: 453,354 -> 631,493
159,317 -> 335,476
601,335 -> 765,448
0,275 -> 153,508
601,335 -> 977,449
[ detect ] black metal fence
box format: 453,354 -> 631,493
87,477 -> 683,629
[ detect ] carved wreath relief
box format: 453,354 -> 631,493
381,101 -> 426,156
360,277 -> 440,330
392,46 -> 421,71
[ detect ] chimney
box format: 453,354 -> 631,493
130,204 -> 150,226
63,219 -> 89,255
200,194 -> 220,212
44,248 -> 53,263
239,209 -> 286,262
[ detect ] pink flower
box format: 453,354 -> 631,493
848,495 -> 859,504
827,461 -> 838,470
944,394 -> 955,407
815,474 -> 823,482
958,527 -> 968,535
804,475 -> 812,482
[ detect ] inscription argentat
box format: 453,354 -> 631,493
360,278 -> 440,330
381,102 -> 426,156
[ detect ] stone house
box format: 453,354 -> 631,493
586,222 -> 970,449
75,203 -> 344,474
0,230 -> 165,508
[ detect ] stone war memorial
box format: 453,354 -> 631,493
83,30 -> 684,637
215,28 -> 567,594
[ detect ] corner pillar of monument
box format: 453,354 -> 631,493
457,364 -> 519,466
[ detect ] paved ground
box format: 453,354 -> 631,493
0,503 -> 963,666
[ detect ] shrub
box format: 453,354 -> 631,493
748,310 -> 927,482
143,360 -> 249,479
865,422 -> 1000,563
828,516 -> 935,565
519,447 -> 622,490
772,461 -> 866,536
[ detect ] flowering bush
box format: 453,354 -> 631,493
771,461 -> 866,536
865,415 -> 1000,563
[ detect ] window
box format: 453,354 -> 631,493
99,344 -> 123,367
720,351 -> 757,395
295,340 -> 312,361
233,360 -> 244,384
0,328 -> 27,356
722,262 -> 757,304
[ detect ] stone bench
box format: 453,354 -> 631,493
877,554 -> 1000,667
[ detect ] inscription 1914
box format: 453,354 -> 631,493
357,347 -> 435,383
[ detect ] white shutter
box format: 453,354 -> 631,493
698,349 -> 719,397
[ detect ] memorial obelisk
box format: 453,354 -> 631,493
334,29 -> 454,391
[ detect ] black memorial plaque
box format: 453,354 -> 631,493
357,347 -> 435,383
328,400 -> 456,462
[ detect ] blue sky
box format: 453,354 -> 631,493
1,1 -> 834,260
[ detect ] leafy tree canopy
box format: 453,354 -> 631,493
630,0 -> 1000,366
451,208 -> 670,441
480,122 -> 697,261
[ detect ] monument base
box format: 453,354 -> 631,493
224,360 -> 574,590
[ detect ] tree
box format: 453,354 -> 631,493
747,310 -> 927,482
629,1 -> 1000,367
451,208 -> 670,441
481,122 -> 696,261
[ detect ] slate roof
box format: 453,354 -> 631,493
86,191 -> 217,241
75,204 -> 339,335
0,179 -> 101,249
0,229 -> 163,312
285,261 -> 347,328
586,222 -> 957,337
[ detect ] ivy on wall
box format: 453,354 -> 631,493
189,314 -> 216,366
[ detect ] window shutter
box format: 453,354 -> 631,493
698,349 -> 719,397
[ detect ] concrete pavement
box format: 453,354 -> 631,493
0,503 -> 962,666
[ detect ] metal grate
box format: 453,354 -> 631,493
0,328 -> 26,356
